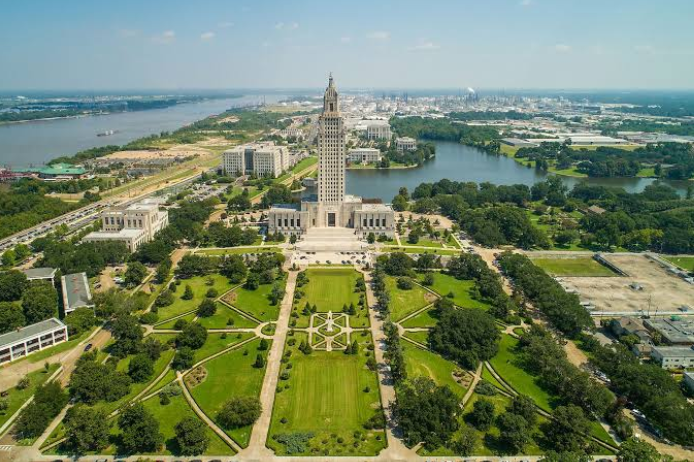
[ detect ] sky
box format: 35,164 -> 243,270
1,0 -> 694,91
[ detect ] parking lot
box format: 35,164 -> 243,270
559,253 -> 694,316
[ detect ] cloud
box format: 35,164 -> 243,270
152,30 -> 175,44
408,41 -> 441,51
200,32 -> 215,41
519,0 -> 534,6
340,36 -> 352,44
117,28 -> 138,38
366,31 -> 390,40
553,43 -> 571,53
218,22 -> 234,28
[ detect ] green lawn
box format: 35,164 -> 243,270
489,335 -> 555,413
419,272 -> 490,310
158,274 -> 234,322
530,256 -> 617,277
194,332 -> 254,363
0,364 -> 60,428
402,330 -> 429,346
267,335 -> 386,456
197,302 -> 258,329
664,255 -> 694,272
228,276 -> 286,322
402,342 -> 467,398
138,394 -> 235,456
301,268 -> 370,327
386,276 -> 434,322
189,338 -> 270,447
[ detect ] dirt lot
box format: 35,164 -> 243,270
560,253 -> 694,316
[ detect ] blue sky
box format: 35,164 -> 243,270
1,0 -> 693,90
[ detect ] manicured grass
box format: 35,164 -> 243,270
0,364 -> 60,428
157,274 -> 234,321
419,272 -> 490,310
664,255 -> 694,272
138,394 -> 235,455
402,330 -> 429,346
300,268 -> 370,327
197,302 -> 258,329
228,276 -> 286,322
386,276 -> 434,322
489,335 -> 555,413
156,312 -> 196,330
194,332 -> 254,363
268,335 -> 386,456
530,256 -> 616,277
189,338 -> 270,447
402,342 -> 467,398
400,307 -> 439,328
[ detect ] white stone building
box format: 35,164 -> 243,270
396,137 -> 417,151
365,120 -> 391,140
0,318 -> 68,364
267,75 -> 394,238
348,148 -> 382,164
83,200 -> 169,252
222,142 -> 290,178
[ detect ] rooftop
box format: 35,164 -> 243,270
61,272 -> 94,311
20,267 -> 56,280
0,318 -> 66,348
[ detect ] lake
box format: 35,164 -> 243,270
345,141 -> 691,200
0,94 -> 284,167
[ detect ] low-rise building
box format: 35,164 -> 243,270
83,200 -> 169,252
396,137 -> 417,152
347,148 -> 382,164
365,120 -> 391,140
651,345 -> 694,369
0,318 -> 68,365
222,142 -> 290,178
61,272 -> 94,314
21,267 -> 57,282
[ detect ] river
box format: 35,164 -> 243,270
345,141 -> 691,200
0,94 -> 284,167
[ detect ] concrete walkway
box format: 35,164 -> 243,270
238,269 -> 297,459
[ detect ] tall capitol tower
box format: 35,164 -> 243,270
317,73 -> 345,205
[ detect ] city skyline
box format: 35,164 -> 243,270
2,0 -> 694,90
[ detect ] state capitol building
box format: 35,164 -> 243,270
268,75 -> 395,239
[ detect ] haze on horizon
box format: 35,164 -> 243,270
2,0 -> 693,91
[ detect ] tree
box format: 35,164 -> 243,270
470,399 -> 495,431
497,412 -> 532,453
395,376 -> 460,448
197,299 -> 216,317
177,322 -> 207,350
0,270 -> 28,301
64,405 -> 110,453
172,347 -> 194,370
175,417 -> 209,456
124,262 -> 148,288
118,403 -> 164,454
0,302 -> 25,334
128,354 -> 154,382
546,405 -> 590,453
617,437 -> 661,462
217,397 -> 262,429
429,308 -> 499,369
181,284 -> 194,300
22,281 -> 58,323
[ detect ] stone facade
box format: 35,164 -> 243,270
268,75 -> 394,238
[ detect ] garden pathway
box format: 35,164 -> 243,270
239,269 -> 297,459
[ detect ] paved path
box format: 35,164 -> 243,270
359,268 -> 416,460
239,269 -> 297,459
